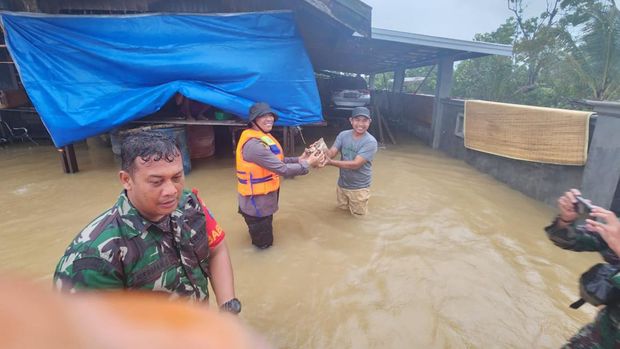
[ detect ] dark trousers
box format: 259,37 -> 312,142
239,209 -> 273,249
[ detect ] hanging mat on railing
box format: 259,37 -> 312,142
464,100 -> 592,166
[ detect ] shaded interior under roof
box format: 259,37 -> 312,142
306,28 -> 513,74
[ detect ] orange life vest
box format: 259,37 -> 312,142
235,129 -> 284,196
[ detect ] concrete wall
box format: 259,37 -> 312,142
373,91 -> 434,144
579,101 -> 620,211
379,94 -> 620,210
434,99 -> 586,207
350,88 -> 620,211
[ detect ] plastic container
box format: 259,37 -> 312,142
214,111 -> 231,120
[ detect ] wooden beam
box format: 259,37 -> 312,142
392,67 -> 405,93
303,0 -> 372,37
58,144 -> 79,174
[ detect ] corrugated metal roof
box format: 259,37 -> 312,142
309,27 -> 513,74
372,28 -> 513,57
0,0 -> 512,75
304,0 -> 372,37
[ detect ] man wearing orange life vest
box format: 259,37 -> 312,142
236,102 -> 323,249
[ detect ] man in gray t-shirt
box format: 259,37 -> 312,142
325,106 -> 378,215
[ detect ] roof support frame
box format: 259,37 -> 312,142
431,56 -> 454,149
392,67 -> 405,93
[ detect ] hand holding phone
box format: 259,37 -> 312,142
575,196 -> 595,215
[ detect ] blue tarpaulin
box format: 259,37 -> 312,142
0,11 -> 322,147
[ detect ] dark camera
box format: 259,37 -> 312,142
575,196 -> 594,215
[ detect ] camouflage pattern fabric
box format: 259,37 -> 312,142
54,189 -> 217,301
545,218 -> 620,265
563,307 -> 620,348
546,218 -> 620,348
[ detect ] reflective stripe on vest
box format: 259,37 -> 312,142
235,129 -> 284,196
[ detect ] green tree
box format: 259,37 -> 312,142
560,0 -> 620,100
403,66 -> 436,94
454,0 -> 619,106
508,0 -> 567,92
372,71 -> 394,91
452,19 -> 519,101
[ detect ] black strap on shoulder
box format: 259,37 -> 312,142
132,253 -> 178,286
73,257 -> 120,276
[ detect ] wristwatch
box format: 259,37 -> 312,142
220,298 -> 242,314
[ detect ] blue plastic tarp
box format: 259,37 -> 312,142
0,11 -> 322,147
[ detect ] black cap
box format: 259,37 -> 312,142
248,102 -> 278,123
351,106 -> 371,120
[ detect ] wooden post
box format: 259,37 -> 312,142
392,67 -> 405,93
278,126 -> 297,156
282,127 -> 289,156
376,106 -> 385,145
289,127 -> 296,155
58,144 -> 79,173
380,109 -> 397,144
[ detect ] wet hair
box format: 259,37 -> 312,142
120,131 -> 181,173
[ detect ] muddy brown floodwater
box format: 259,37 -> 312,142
0,138 -> 600,348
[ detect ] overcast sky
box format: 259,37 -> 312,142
362,0 -> 549,41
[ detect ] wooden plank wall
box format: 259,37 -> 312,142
372,91 -> 434,134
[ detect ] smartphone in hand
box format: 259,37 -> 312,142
575,196 -> 594,215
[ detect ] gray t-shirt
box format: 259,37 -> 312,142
332,130 -> 378,189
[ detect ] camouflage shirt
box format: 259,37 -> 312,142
546,218 -> 620,348
54,189 -> 225,302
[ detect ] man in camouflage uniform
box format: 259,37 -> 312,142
545,188 -> 620,348
54,131 -> 240,313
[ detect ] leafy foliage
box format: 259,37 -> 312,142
561,0 -> 620,100
453,18 -> 519,101
452,0 -> 619,107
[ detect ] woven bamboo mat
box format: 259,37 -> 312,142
464,100 -> 592,165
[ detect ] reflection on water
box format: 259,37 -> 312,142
0,138 -> 600,348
